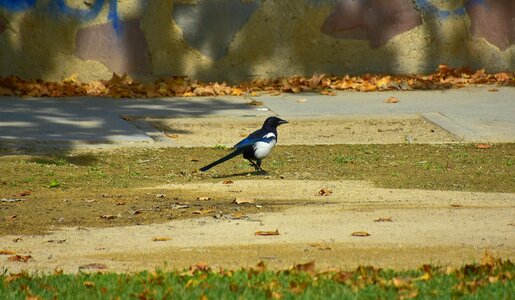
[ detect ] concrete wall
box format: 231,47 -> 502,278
0,0 -> 513,83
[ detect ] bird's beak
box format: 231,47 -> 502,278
278,119 -> 288,125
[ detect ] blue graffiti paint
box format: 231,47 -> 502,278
107,0 -> 121,34
0,0 -> 122,34
415,0 -> 468,18
50,0 -> 122,34
0,0 -> 36,12
50,0 -> 106,20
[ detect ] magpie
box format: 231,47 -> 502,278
199,116 -> 288,172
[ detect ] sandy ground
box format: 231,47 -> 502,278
1,180 -> 513,273
146,115 -> 458,146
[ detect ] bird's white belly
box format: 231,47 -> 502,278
253,139 -> 276,159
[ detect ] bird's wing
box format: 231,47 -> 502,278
233,129 -> 263,149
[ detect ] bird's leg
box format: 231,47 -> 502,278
247,159 -> 261,171
248,159 -> 265,172
256,160 -> 264,172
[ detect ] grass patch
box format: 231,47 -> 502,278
334,155 -> 361,164
1,257 -> 512,299
0,143 -> 513,235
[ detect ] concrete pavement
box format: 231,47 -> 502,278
0,86 -> 513,148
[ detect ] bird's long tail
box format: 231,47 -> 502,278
199,149 -> 244,171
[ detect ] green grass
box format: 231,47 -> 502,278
1,259 -> 513,299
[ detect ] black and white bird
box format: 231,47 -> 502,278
199,117 -> 288,172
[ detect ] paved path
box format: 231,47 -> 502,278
0,86 -> 513,147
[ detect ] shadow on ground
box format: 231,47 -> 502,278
0,97 -> 254,156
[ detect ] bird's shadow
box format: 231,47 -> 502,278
211,170 -> 269,178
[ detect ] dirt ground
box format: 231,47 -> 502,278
146,115 -> 458,146
0,117 -> 513,274
1,180 -> 514,274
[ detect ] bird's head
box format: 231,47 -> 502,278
263,116 -> 288,128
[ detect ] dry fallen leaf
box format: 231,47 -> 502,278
294,261 -> 315,274
374,217 -> 393,222
385,96 -> 399,103
189,261 -> 210,273
5,215 -> 17,221
351,231 -> 370,237
308,243 -> 332,250
99,214 -> 121,220
100,214 -> 117,220
376,76 -> 392,89
0,68 -> 511,98
361,81 -> 378,92
116,201 -> 126,206
231,211 -> 246,219
152,237 -> 171,242
320,89 -> 337,96
8,255 -> 32,262
233,197 -> 255,204
195,209 -> 213,215
164,132 -> 179,139
47,239 -> 66,244
0,250 -> 16,255
15,191 -> 31,197
247,99 -> 263,106
12,237 -> 22,242
475,143 -> 492,149
78,263 -> 108,270
317,189 -> 332,196
417,272 -> 432,282
333,271 -> 354,283
83,281 -> 96,288
255,229 -> 280,236
222,180 -> 234,185
481,251 -> 496,267
254,261 -> 267,272
231,88 -> 244,96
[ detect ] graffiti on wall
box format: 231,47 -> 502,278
0,0 -> 122,34
173,0 -> 261,61
0,0 -> 513,75
321,0 -> 421,48
0,0 -> 150,76
0,0 -> 35,12
414,0 -> 466,18
322,0 -> 514,50
466,0 -> 515,50
75,18 -> 151,75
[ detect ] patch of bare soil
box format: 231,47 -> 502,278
1,180 -> 513,273
147,115 -> 458,146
